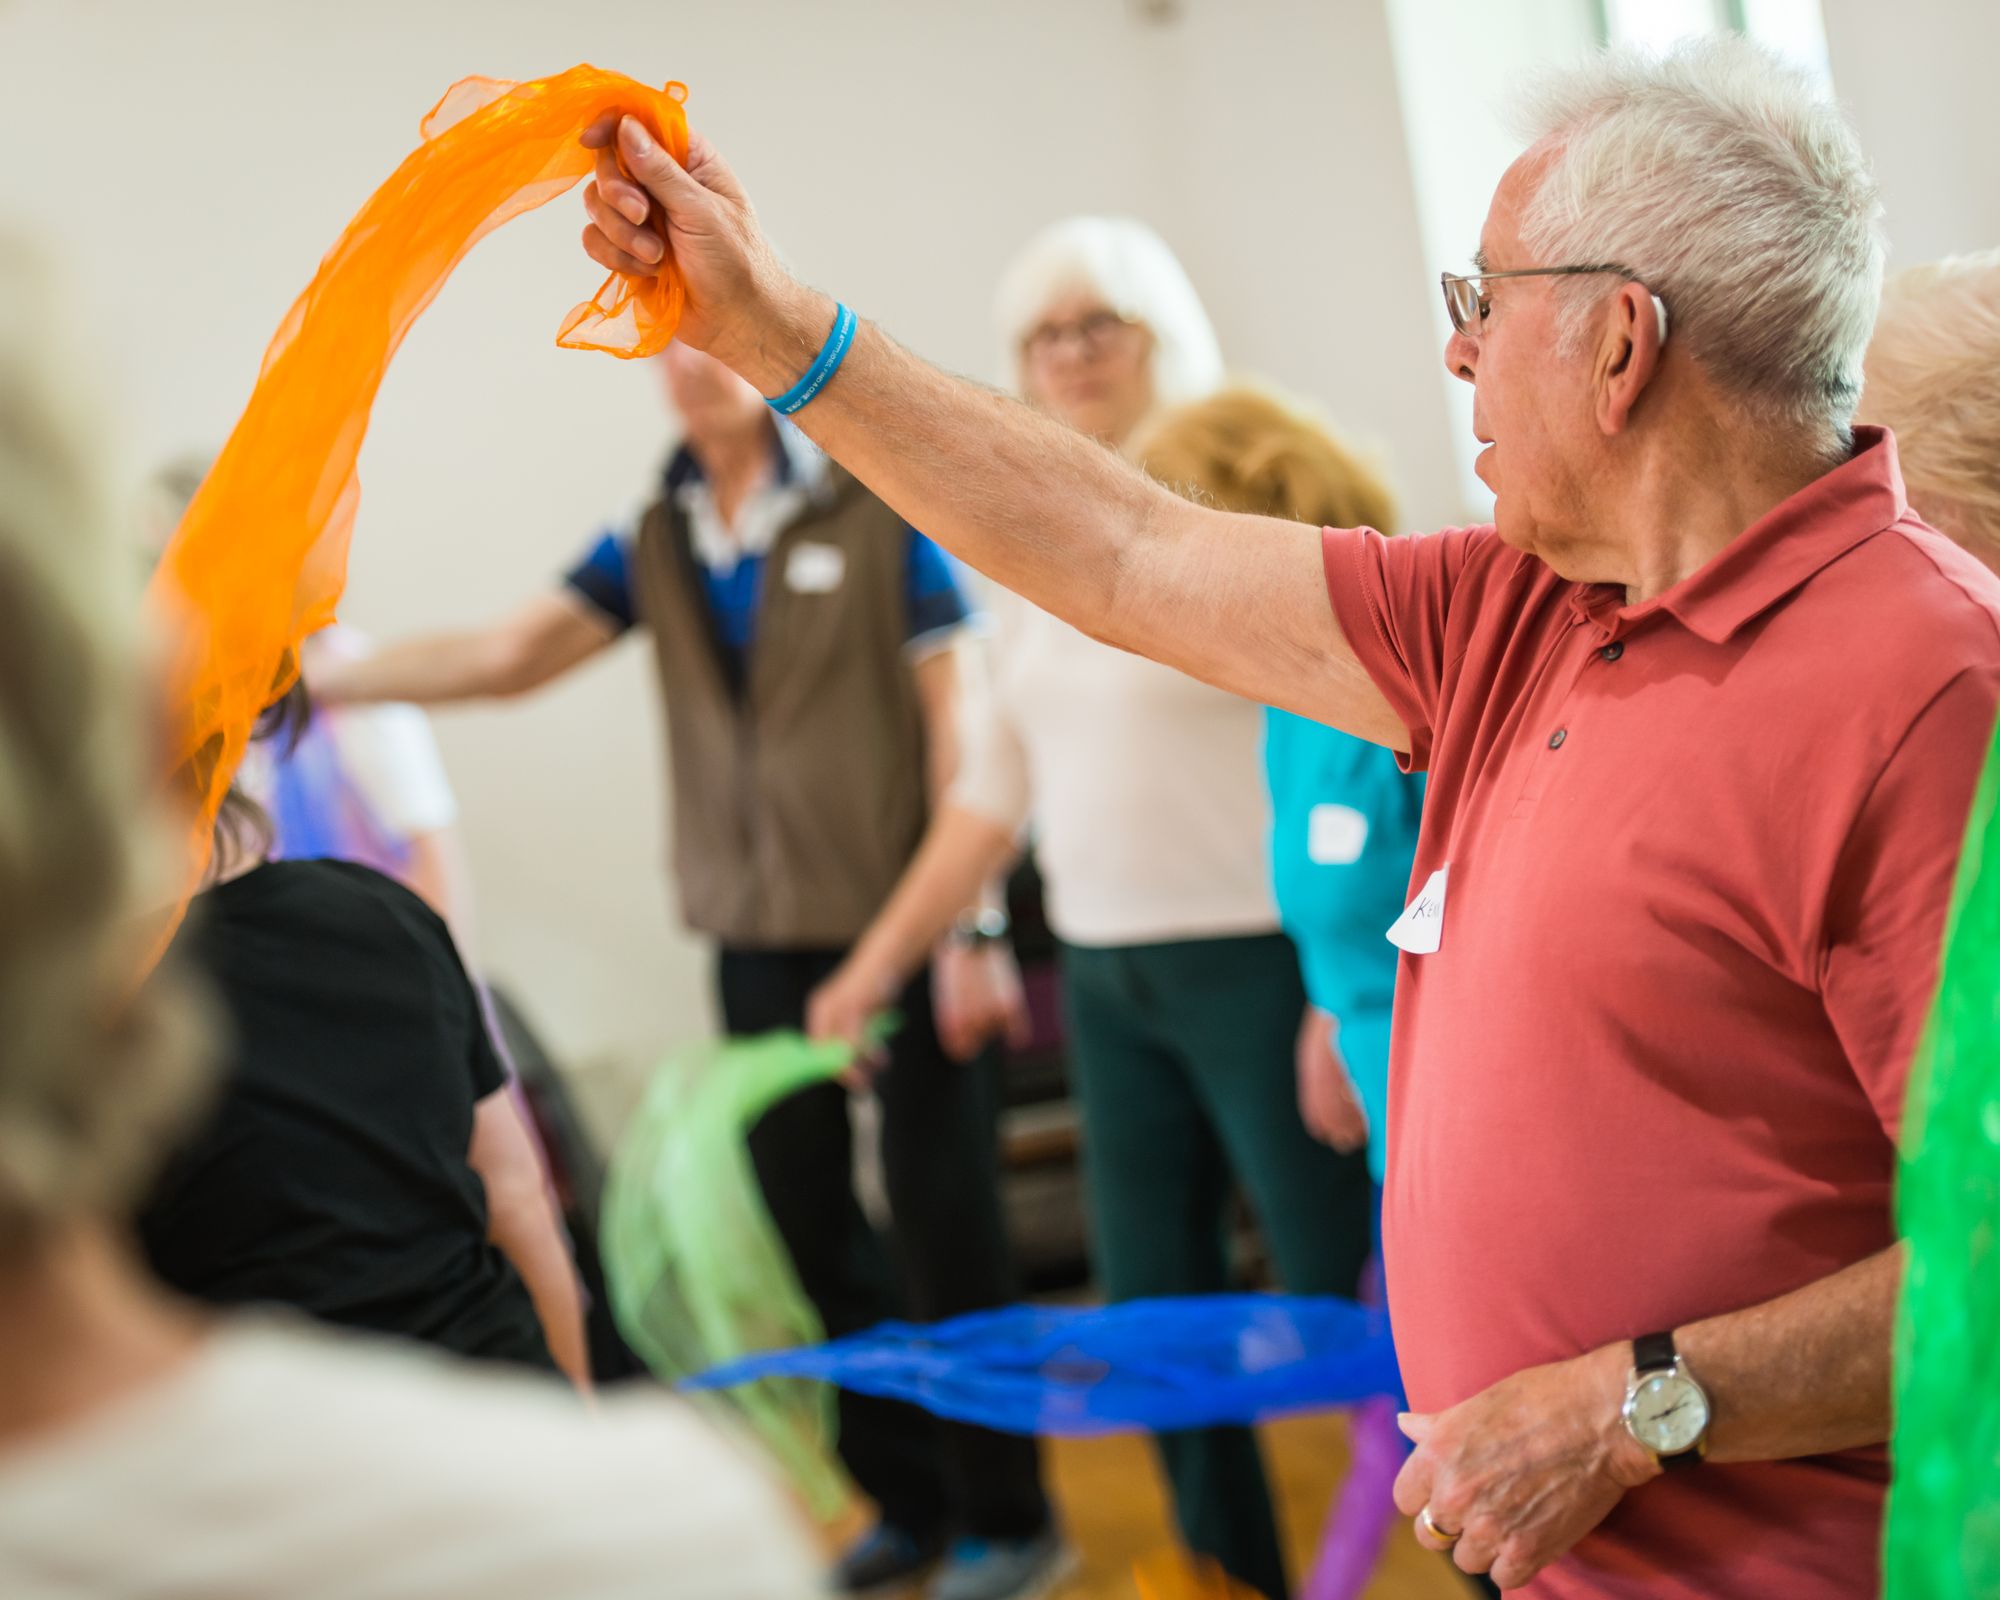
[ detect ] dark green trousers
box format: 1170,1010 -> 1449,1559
1061,932 -> 1374,1600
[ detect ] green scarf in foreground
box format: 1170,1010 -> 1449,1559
1887,725 -> 2000,1596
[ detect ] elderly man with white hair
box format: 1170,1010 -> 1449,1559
579,35 -> 2000,1600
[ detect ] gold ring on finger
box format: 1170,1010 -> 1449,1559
1418,1506 -> 1462,1548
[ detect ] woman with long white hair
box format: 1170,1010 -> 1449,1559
810,218 -> 1374,1600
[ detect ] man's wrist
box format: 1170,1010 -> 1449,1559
728,283 -> 840,402
1592,1342 -> 1666,1488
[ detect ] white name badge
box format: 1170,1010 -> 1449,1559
784,541 -> 846,594
1386,864 -> 1449,955
1306,803 -> 1369,866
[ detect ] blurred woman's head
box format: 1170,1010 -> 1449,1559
1859,249 -> 2000,572
141,456 -> 322,885
1136,385 -> 1399,534
138,452 -> 211,561
995,217 -> 1223,448
0,238 -> 208,1258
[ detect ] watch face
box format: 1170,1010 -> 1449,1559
1628,1371 -> 1709,1455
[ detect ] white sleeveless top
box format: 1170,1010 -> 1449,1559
952,586 -> 1278,948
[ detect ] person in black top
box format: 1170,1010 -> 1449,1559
140,696 -> 585,1382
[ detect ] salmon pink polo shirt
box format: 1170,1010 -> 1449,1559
1321,429 -> 2000,1600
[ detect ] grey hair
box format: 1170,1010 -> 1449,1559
0,235 -> 211,1251
993,216 -> 1225,409
1512,35 -> 1884,446
1859,249 -> 2000,560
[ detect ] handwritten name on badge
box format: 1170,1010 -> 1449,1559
1386,864 -> 1449,955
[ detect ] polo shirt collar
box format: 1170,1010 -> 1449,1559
1569,426 -> 1910,645
662,417 -> 831,500
664,418 -> 836,576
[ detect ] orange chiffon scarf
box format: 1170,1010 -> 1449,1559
145,67 -> 687,948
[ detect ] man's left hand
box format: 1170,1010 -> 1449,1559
1393,1343 -> 1660,1590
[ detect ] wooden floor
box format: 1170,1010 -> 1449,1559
823,1411 -> 1469,1600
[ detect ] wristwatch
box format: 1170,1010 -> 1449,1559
946,907 -> 1010,950
1621,1331 -> 1711,1468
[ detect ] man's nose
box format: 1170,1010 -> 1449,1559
1445,327 -> 1479,385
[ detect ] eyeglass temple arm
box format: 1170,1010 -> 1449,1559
1440,269 -> 1668,342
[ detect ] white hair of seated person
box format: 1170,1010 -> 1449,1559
1860,248 -> 2000,566
0,235 -> 211,1255
1513,35 -> 1884,450
993,215 -> 1225,407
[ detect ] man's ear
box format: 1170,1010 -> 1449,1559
1594,281 -> 1665,436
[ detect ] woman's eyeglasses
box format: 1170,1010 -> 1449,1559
1021,309 -> 1140,361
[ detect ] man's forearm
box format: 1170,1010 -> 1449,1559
1394,1244 -> 1903,1589
313,630 -> 515,708
1678,1245 -> 1898,1462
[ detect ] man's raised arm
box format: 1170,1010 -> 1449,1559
581,118 -> 1402,746
311,592 -> 615,709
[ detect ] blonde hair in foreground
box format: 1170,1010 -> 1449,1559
1136,385 -> 1400,534
0,236 -> 208,1252
1859,248 -> 2000,565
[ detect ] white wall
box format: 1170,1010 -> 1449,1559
1141,0 -> 1461,534
1820,0 -> 2000,267
0,0 -> 1457,1136
1385,0 -> 1601,515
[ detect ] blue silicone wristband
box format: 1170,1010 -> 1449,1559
767,302 -> 857,416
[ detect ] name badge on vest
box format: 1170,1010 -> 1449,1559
1386,864 -> 1448,955
785,541 -> 846,595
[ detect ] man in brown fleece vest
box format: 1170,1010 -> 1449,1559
314,343 -> 1059,1600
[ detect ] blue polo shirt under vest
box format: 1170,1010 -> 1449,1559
563,422 -> 969,667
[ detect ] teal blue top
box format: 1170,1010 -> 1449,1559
1263,707 -> 1424,1181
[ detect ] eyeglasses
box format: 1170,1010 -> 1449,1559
1439,264 -> 1648,337
1021,309 -> 1140,361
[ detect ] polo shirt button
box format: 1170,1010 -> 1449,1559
1601,642 -> 1624,661
1549,728 -> 1568,749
